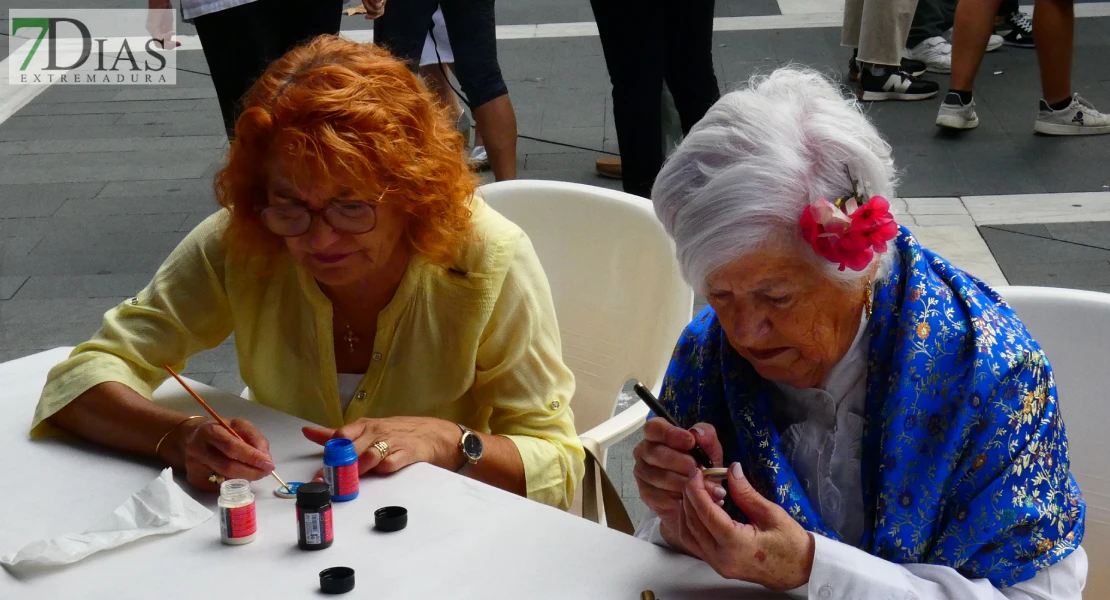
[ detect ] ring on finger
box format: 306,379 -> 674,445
373,440 -> 389,460
208,473 -> 226,485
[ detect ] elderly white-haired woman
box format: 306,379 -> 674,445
633,68 -> 1087,599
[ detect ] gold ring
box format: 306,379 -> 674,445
373,441 -> 389,460
208,474 -> 226,485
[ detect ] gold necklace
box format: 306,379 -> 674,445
336,314 -> 359,354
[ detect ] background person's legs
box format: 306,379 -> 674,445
907,0 -> 949,50
1032,0 -> 1074,106
906,0 -> 955,73
591,0 -> 666,198
856,0 -> 919,66
439,0 -> 516,180
949,0 -> 1003,93
663,0 -> 720,136
194,0 -> 343,139
193,1 -> 282,138
276,0 -> 343,54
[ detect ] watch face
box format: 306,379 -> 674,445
462,431 -> 483,460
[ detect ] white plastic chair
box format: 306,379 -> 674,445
479,180 -> 694,526
996,286 -> 1110,596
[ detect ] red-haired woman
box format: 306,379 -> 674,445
31,36 -> 584,510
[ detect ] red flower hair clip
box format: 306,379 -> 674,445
799,186 -> 898,272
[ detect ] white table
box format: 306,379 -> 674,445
1,348 -> 783,599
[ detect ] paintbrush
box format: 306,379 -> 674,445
163,364 -> 289,491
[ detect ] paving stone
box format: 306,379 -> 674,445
998,261 -> 1110,290
1045,222 -> 1110,250
980,226 -> 1110,264
98,178 -> 217,199
519,127 -> 606,155
211,370 -> 247,396
0,297 -> 129,326
16,99 -> 202,117
0,236 -> 42,258
3,235 -> 183,276
2,214 -> 194,239
0,277 -> 28,301
113,87 -> 218,101
15,273 -> 155,300
2,113 -> 121,129
0,190 -> 89,219
540,89 -> 607,130
0,163 -> 211,185
117,111 -> 224,129
0,124 -> 171,141
0,135 -> 227,156
177,371 -> 218,386
525,149 -> 602,171
184,339 -> 240,373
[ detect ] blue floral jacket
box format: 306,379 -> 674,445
658,227 -> 1084,587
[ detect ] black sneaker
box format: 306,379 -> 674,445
996,10 -> 1035,48
849,54 -> 927,81
859,68 -> 939,102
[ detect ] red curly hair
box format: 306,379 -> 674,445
215,35 -> 476,266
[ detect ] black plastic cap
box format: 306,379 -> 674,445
374,506 -> 408,532
296,482 -> 331,509
319,566 -> 355,594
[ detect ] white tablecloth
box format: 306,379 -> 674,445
0,348 -> 784,599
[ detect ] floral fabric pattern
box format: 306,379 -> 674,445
658,227 -> 1084,587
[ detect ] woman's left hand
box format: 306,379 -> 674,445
302,417 -> 461,478
680,464 -> 815,592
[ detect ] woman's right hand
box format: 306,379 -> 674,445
181,418 -> 275,491
633,418 -> 725,521
361,0 -> 386,19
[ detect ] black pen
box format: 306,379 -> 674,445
633,382 -> 714,469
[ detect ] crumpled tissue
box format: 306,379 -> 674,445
1,468 -> 212,576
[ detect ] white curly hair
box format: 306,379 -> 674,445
651,67 -> 900,295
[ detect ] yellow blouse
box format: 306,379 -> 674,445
33,199 -> 584,509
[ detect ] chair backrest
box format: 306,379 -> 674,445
996,286 -> 1110,594
479,180 -> 694,435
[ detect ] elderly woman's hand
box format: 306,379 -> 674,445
633,418 -> 724,525
679,465 -> 815,592
303,416 -> 462,478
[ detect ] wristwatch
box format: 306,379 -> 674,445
456,423 -> 483,475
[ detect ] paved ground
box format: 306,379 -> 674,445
2,0 -> 1110,524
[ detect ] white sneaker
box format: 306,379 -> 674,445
1033,94 -> 1110,136
936,93 -> 980,130
469,145 -> 490,169
906,37 -> 951,74
944,28 -> 1004,53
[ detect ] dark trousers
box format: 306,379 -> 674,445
589,0 -> 720,198
193,0 -> 343,138
908,0 -> 1022,48
374,0 -> 508,109
907,0 -> 955,47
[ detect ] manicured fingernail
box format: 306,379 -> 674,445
692,426 -> 705,437
731,463 -> 745,479
713,486 -> 727,499
717,499 -> 725,507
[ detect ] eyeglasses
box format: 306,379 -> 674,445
258,201 -> 378,237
